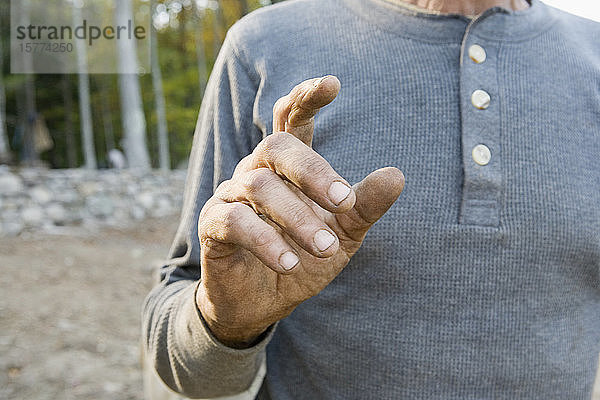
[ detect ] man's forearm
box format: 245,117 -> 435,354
142,279 -> 273,398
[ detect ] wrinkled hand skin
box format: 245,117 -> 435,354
196,76 -> 405,348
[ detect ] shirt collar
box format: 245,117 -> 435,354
339,0 -> 555,44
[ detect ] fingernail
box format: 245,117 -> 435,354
314,229 -> 336,252
280,251 -> 299,271
328,181 -> 351,205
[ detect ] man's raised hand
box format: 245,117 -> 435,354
196,76 -> 405,348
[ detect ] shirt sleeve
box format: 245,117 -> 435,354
141,27 -> 273,399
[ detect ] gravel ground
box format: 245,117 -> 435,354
0,217 -> 178,400
1,216 -> 599,400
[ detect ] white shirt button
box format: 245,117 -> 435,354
472,144 -> 491,166
471,89 -> 490,110
468,44 -> 486,63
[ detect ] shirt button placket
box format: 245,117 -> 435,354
459,36 -> 503,227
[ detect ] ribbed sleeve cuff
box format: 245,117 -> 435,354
167,282 -> 275,397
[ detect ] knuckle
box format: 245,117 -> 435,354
252,227 -> 277,249
290,80 -> 311,98
221,203 -> 247,232
272,97 -> 289,118
308,159 -> 331,176
260,132 -> 286,152
214,179 -> 233,197
244,168 -> 275,196
197,219 -> 208,240
256,133 -> 292,166
286,205 -> 311,231
198,206 -> 220,240
294,157 -> 330,183
198,197 -> 219,221
233,155 -> 253,176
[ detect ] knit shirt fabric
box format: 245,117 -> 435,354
142,0 -> 600,398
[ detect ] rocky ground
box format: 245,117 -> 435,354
0,216 -> 178,400
0,167 -> 187,237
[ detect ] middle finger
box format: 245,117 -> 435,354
245,132 -> 356,213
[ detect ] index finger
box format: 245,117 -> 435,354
273,75 -> 341,146
249,132 -> 356,213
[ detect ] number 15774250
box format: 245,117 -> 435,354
19,42 -> 73,53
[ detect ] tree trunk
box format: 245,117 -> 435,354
100,86 -> 115,153
0,34 -> 10,162
194,7 -> 208,99
116,0 -> 151,169
151,0 -> 170,171
21,78 -> 37,164
16,0 -> 38,164
211,2 -> 225,60
240,0 -> 250,16
61,75 -> 78,168
73,3 -> 97,169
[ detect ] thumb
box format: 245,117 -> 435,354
272,75 -> 341,146
336,167 -> 405,243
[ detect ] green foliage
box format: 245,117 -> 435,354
0,0 -> 273,168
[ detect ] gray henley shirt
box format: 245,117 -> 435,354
143,0 -> 600,398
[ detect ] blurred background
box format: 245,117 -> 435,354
0,0 -> 599,399
1,1 -> 282,399
0,0 -> 281,170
